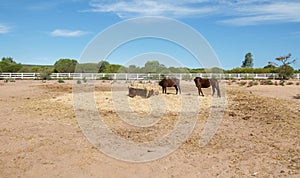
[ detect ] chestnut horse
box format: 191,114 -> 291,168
194,77 -> 221,97
159,78 -> 181,94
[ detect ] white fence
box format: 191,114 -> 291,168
0,73 -> 299,80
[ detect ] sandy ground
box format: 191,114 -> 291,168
0,80 -> 299,178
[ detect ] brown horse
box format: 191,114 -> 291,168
194,77 -> 221,97
159,78 -> 181,94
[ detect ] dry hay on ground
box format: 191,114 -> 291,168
0,80 -> 299,177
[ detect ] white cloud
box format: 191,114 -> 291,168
221,1 -> 300,25
87,0 -> 218,18
0,24 -> 11,34
86,0 -> 300,26
50,29 -> 89,37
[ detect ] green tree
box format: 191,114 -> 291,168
141,60 -> 167,73
76,63 -> 98,73
241,52 -> 254,68
0,57 -> 22,72
263,62 -> 278,73
101,64 -> 122,73
275,53 -> 296,79
98,60 -> 110,73
128,65 -> 140,73
54,58 -> 78,73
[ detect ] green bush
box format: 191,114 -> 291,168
182,74 -> 193,81
260,80 -> 273,85
82,77 -> 87,83
286,81 -> 293,85
278,65 -> 294,80
239,81 -> 247,86
57,78 -> 65,83
247,80 -> 259,87
40,70 -> 52,80
4,78 -> 15,82
101,76 -> 113,80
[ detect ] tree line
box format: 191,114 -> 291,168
0,52 -> 298,79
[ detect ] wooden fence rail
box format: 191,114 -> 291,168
0,73 -> 299,80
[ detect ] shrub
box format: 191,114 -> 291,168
296,82 -> 299,86
57,78 -> 65,83
182,74 -> 193,81
260,80 -> 273,85
239,81 -> 247,86
280,80 -> 285,86
286,81 -> 293,85
278,65 -> 294,80
248,80 -> 259,87
101,76 -> 112,80
77,80 -> 81,84
4,78 -> 15,82
40,70 -> 52,80
82,77 -> 87,83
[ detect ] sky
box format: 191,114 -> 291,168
1,0 -> 300,70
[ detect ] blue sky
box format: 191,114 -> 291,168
1,0 -> 300,70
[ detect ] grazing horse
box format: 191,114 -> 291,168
159,78 -> 181,94
194,77 -> 221,97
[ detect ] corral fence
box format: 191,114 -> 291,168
0,73 -> 299,80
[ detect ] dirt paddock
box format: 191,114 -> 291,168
0,80 -> 299,177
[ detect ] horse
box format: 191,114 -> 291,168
194,77 -> 221,97
159,78 -> 181,94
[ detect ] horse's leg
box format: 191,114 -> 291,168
212,86 -> 215,96
199,87 -> 204,96
197,86 -> 201,96
174,85 -> 178,94
216,85 -> 221,97
201,89 -> 204,96
178,85 -> 181,94
214,80 -> 221,97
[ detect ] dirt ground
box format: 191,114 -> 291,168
0,80 -> 299,178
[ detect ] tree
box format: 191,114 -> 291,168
76,63 -> 98,73
54,58 -> 78,73
274,53 -> 296,80
98,60 -> 110,73
141,60 -> 167,73
241,52 -> 254,68
104,64 -> 122,73
128,65 -> 140,73
0,57 -> 22,72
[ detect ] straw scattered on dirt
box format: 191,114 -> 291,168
0,80 -> 299,177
